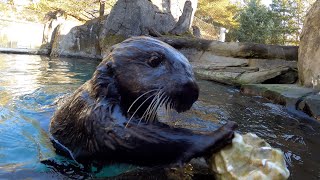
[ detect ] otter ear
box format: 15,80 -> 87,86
96,61 -> 114,75
90,61 -> 120,100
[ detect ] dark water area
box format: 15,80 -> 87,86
0,53 -> 319,179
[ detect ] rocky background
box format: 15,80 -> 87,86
45,0 -> 299,85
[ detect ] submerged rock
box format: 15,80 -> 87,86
241,84 -> 320,120
209,133 -> 290,180
298,93 -> 320,121
241,84 -> 318,107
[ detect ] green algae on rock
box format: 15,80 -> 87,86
209,133 -> 290,180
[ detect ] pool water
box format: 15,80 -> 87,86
0,54 -> 319,179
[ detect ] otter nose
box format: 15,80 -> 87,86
181,81 -> 199,102
172,81 -> 199,112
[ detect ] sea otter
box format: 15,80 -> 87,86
49,36 -> 236,166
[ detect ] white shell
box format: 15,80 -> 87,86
209,133 -> 290,180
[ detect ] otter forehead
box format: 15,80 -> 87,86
111,36 -> 192,71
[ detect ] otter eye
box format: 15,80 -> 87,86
147,55 -> 163,68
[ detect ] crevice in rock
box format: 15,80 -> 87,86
295,91 -> 320,113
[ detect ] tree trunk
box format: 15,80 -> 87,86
169,0 -> 193,35
99,1 -> 105,17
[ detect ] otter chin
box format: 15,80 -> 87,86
49,36 -> 237,166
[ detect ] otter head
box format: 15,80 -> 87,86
95,36 -> 199,121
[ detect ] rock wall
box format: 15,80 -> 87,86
49,20 -> 298,85
46,0 -> 299,86
159,37 -> 298,60
49,0 -> 198,58
50,18 -> 102,59
160,37 -> 299,86
42,10 -> 68,49
298,0 -> 320,90
100,0 -> 197,36
150,0 -> 198,22
99,0 -> 197,54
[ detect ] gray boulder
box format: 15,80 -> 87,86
99,0 -> 198,54
159,37 -> 298,60
169,1 -> 194,35
194,66 -> 296,86
164,37 -> 298,85
246,67 -> 297,85
50,18 -> 104,59
42,10 -> 68,49
299,94 -> 320,121
150,0 -> 198,21
185,47 -> 297,86
49,0 -> 198,58
298,0 -> 320,90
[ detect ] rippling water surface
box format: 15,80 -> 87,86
0,54 -> 319,179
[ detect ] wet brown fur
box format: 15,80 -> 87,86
50,36 -> 236,166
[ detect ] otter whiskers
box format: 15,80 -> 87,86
151,96 -> 171,123
165,99 -> 173,120
125,89 -> 159,127
140,90 -> 163,123
126,89 -> 174,126
127,89 -> 159,113
143,92 -> 172,124
147,92 -> 167,123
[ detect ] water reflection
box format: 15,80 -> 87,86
0,54 -> 100,179
0,53 -> 319,179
